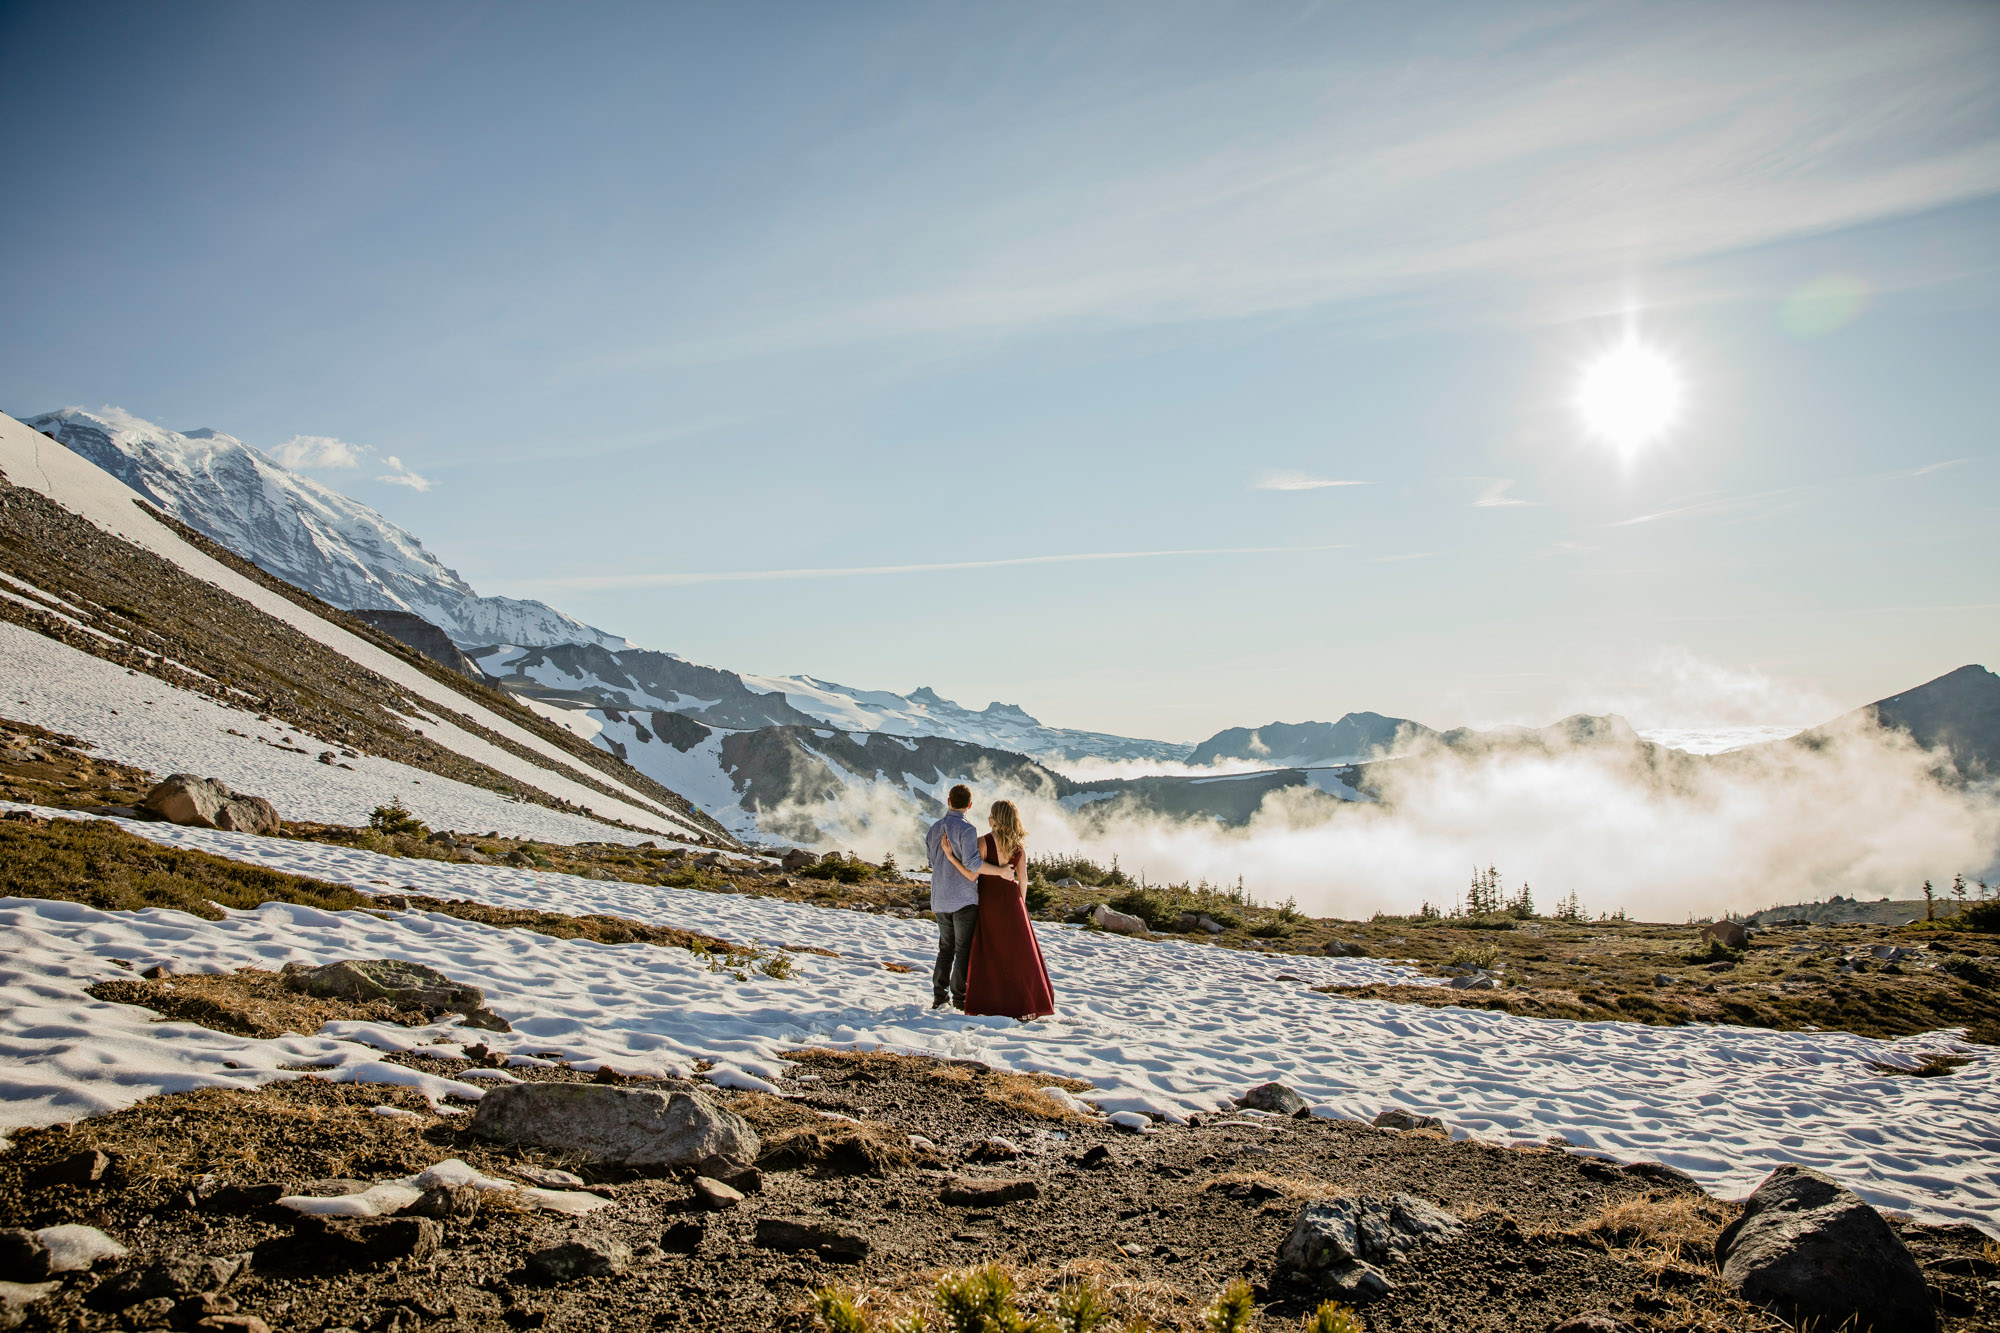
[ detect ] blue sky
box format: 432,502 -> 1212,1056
3,1 -> 1996,742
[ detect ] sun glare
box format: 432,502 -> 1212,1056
1575,337 -> 1684,455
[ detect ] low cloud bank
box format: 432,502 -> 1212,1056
802,718 -> 2000,922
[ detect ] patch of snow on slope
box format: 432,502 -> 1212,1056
0,625 -> 690,846
11,805 -> 1995,1231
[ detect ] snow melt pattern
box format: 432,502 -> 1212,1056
1,805 -> 1994,1230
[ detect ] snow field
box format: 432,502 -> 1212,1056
1,804 -> 1994,1230
0,622 -> 694,848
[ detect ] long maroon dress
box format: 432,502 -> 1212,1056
963,834 -> 1056,1020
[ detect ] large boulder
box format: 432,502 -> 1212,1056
1700,919 -> 1749,949
141,774 -> 278,835
281,959 -> 510,1032
470,1082 -> 759,1171
1277,1195 -> 1462,1301
1715,1166 -> 1935,1333
779,848 -> 818,872
1237,1082 -> 1309,1117
1090,904 -> 1149,936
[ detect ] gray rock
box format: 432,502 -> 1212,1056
280,958 -> 510,1032
780,848 -> 818,872
293,1216 -> 441,1270
1277,1195 -> 1461,1294
690,1177 -> 743,1211
1653,974 -> 1681,987
754,1219 -> 869,1262
470,1082 -> 759,1169
525,1239 -> 631,1283
940,1178 -> 1040,1206
1324,1260 -> 1393,1300
141,774 -> 279,835
1195,915 -> 1227,934
1323,940 -> 1370,957
89,1256 -> 242,1309
1700,919 -> 1749,949
0,1282 -> 58,1331
28,1149 -> 110,1189
1372,1109 -> 1445,1132
1448,972 -> 1499,990
1238,1082 -> 1309,1117
1053,877 -> 1082,888
1715,1165 -> 1935,1333
1090,904 -> 1149,936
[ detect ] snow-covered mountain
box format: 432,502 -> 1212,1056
25,408 -> 627,651
473,641 -> 1191,765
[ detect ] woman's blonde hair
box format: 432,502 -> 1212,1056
989,799 -> 1026,862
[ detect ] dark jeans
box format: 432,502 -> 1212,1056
933,904 -> 979,1007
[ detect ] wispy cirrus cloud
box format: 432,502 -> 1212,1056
534,542 -> 1349,590
1469,478 -> 1539,508
674,5 -> 2000,357
1252,471 -> 1368,491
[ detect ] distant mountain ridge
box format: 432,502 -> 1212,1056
1189,713 -> 1431,766
27,408 -> 629,651
474,642 -> 1190,765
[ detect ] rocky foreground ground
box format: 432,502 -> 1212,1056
3,1040 -> 1984,1328
2,974 -> 1994,1333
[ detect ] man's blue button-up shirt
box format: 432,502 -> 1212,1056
926,809 -> 982,913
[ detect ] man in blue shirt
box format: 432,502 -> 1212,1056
925,783 -> 984,1009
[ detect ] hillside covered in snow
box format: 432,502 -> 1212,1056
25,408 -> 628,651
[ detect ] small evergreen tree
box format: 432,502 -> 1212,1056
1951,873 -> 1967,909
1922,879 -> 1936,921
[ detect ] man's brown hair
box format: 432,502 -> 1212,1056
948,784 -> 972,810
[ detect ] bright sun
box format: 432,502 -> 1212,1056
1574,337 -> 1684,454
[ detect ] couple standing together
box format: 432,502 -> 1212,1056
924,784 -> 1056,1020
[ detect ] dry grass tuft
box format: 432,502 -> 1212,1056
88,966 -> 433,1039
1566,1193 -> 1736,1268
759,1122 -> 924,1177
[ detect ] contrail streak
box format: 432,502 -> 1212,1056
534,543 -> 1351,590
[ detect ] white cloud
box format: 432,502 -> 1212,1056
1470,478 -> 1538,508
375,456 -> 432,491
271,434 -> 367,469
1253,471 -> 1368,491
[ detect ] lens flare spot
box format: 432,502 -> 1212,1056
1575,339 -> 1684,454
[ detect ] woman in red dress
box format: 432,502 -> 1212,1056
959,800 -> 1056,1021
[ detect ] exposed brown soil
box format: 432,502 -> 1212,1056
2,1047 -> 1990,1333
0,473 -> 731,842
86,967 -> 448,1040
1306,917 -> 2000,1045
